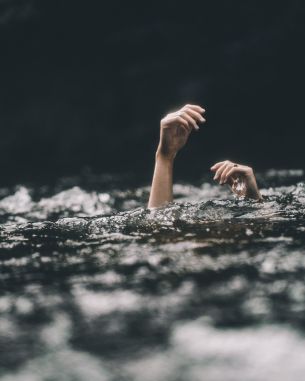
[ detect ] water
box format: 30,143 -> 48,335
0,169 -> 305,381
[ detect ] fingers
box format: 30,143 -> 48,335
225,165 -> 253,182
162,104 -> 206,132
212,160 -> 239,185
210,161 -> 226,172
182,105 -> 206,122
223,167 -> 240,182
165,114 -> 189,129
184,104 -> 205,113
211,159 -> 255,190
220,163 -> 235,184
175,116 -> 191,132
179,105 -> 206,131
183,109 -> 206,125
213,162 -> 229,182
179,111 -> 200,130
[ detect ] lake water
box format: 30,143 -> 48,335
0,169 -> 305,381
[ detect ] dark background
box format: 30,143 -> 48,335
0,0 -> 304,184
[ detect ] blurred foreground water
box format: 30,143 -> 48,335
0,169 -> 305,381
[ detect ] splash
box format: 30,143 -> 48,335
0,170 -> 304,380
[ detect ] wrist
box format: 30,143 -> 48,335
245,177 -> 262,201
155,147 -> 175,163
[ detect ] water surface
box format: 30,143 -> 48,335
0,169 -> 305,381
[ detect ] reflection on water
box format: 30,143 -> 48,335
0,169 -> 305,380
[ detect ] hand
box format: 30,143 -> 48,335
210,160 -> 262,201
156,104 -> 206,160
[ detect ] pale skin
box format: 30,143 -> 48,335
148,104 -> 262,208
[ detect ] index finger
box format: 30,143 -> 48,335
185,104 -> 205,113
210,161 -> 226,172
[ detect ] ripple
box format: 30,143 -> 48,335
0,170 -> 304,380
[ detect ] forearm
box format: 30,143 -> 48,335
148,152 -> 174,208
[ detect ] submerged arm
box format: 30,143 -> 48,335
148,104 -> 205,208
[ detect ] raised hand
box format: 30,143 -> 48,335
157,104 -> 206,160
148,104 -> 206,208
210,160 -> 262,201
